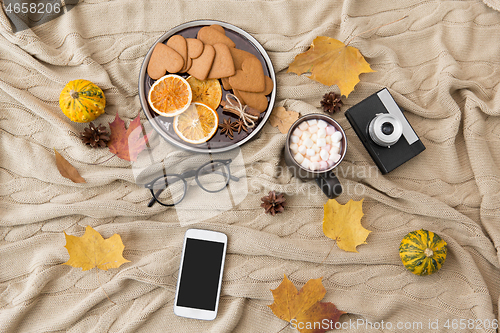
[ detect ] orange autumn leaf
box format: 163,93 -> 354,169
269,106 -> 299,134
54,148 -> 86,183
63,225 -> 130,271
108,113 -> 149,162
269,275 -> 345,333
288,36 -> 375,97
323,199 -> 371,253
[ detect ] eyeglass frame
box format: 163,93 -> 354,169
145,159 -> 239,207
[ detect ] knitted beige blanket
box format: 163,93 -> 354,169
2,0 -> 500,332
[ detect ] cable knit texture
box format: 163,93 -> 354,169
1,0 -> 500,332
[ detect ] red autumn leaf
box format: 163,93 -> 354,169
108,113 -> 149,162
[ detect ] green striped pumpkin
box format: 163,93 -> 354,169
59,79 -> 106,123
399,229 -> 447,276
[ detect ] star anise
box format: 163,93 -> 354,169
80,122 -> 110,148
320,91 -> 343,113
219,118 -> 235,139
232,119 -> 248,134
261,190 -> 286,216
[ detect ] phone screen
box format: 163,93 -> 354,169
176,238 -> 225,311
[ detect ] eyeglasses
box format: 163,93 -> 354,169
146,159 -> 239,207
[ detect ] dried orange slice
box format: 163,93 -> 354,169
148,74 -> 192,117
173,102 -> 219,144
186,76 -> 222,111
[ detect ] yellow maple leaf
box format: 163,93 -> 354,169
287,36 -> 375,97
63,225 -> 130,271
268,275 -> 345,333
322,199 -> 371,253
269,106 -> 300,134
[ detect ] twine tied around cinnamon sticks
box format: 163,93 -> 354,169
221,94 -> 259,128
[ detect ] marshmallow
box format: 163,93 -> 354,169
317,128 -> 326,138
291,135 -> 300,143
290,143 -> 299,153
310,155 -> 321,163
301,158 -> 311,169
320,149 -> 329,161
326,126 -> 336,136
301,131 -> 311,140
324,144 -> 331,151
330,153 -> 341,163
330,146 -> 340,155
317,120 -> 328,128
311,133 -> 317,142
317,138 -> 326,147
306,148 -> 315,156
310,162 -> 320,171
331,131 -> 343,143
304,138 -> 314,148
307,119 -> 318,126
293,128 -> 303,137
326,136 -> 331,144
309,125 -> 318,133
298,145 -> 307,155
294,153 -> 304,164
319,161 -> 328,170
298,122 -> 309,131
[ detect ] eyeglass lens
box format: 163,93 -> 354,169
197,161 -> 230,192
152,175 -> 185,206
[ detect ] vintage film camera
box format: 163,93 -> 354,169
345,88 -> 426,174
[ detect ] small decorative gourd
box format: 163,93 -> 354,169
59,79 -> 106,123
399,229 -> 447,276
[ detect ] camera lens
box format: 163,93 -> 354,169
381,122 -> 394,135
368,114 -> 403,147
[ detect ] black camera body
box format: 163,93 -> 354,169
344,88 -> 425,174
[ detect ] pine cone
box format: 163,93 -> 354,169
261,191 -> 286,216
320,92 -> 343,113
80,122 -> 110,148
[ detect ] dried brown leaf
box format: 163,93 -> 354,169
54,149 -> 86,183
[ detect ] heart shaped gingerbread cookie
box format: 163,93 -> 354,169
186,38 -> 204,59
187,44 -> 216,81
234,89 -> 269,113
229,47 -> 256,70
147,43 -> 184,80
167,35 -> 188,71
228,57 -> 265,93
197,26 -> 235,48
208,43 -> 235,79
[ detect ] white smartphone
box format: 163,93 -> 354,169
174,229 -> 228,320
